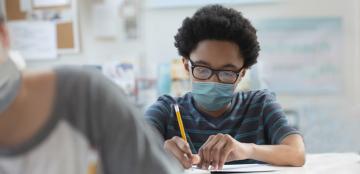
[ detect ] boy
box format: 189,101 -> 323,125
145,4 -> 305,170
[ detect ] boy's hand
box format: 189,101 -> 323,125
164,136 -> 201,169
198,134 -> 254,170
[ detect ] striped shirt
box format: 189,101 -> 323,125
145,89 -> 300,164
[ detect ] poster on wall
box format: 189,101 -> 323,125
255,18 -> 343,94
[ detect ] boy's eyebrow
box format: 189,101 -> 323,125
221,64 -> 239,69
193,60 -> 210,66
193,60 -> 240,70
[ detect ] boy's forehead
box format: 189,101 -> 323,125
192,40 -> 242,59
190,56 -> 244,70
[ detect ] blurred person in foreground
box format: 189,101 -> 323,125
0,7 -> 181,174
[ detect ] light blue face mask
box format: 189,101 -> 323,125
191,81 -> 235,112
0,58 -> 21,113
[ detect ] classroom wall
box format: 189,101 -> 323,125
27,0 -> 360,153
27,0 -> 146,71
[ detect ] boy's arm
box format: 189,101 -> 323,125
249,134 -> 305,166
198,90 -> 305,169
144,96 -> 173,138
197,133 -> 304,170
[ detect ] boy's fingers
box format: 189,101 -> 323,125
212,140 -> 227,170
197,150 -> 205,168
201,135 -> 221,165
191,154 -> 201,164
170,142 -> 192,168
164,138 -> 192,169
172,136 -> 192,156
218,144 -> 233,170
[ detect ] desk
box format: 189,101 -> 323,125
185,153 -> 360,174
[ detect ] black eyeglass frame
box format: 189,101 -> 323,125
188,59 -> 245,84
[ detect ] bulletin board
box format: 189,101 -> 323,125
4,0 -> 80,57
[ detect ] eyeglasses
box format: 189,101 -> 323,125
188,59 -> 244,84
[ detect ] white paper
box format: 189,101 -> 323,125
186,154 -> 360,174
212,164 -> 277,173
8,21 -> 58,60
92,2 -> 118,38
186,164 -> 277,174
20,0 -> 32,12
33,0 -> 70,7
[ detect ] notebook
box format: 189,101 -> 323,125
186,164 -> 277,174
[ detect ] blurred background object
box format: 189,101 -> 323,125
2,0 -> 360,154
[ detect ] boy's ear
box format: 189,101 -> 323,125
241,69 -> 247,77
182,57 -> 189,72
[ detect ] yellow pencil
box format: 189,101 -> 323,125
174,104 -> 187,142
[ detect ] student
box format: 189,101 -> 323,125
145,4 -> 305,170
0,11 -> 180,174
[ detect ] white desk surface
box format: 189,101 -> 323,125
185,153 -> 360,174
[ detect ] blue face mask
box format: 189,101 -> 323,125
191,81 -> 235,112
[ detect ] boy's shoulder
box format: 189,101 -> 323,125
237,89 -> 277,105
156,92 -> 193,106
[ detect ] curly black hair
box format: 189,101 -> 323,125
174,4 -> 260,69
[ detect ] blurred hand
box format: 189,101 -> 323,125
164,136 -> 201,169
198,133 -> 253,170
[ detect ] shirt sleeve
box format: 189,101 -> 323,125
144,95 -> 173,138
259,90 -> 301,144
54,67 -> 181,174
